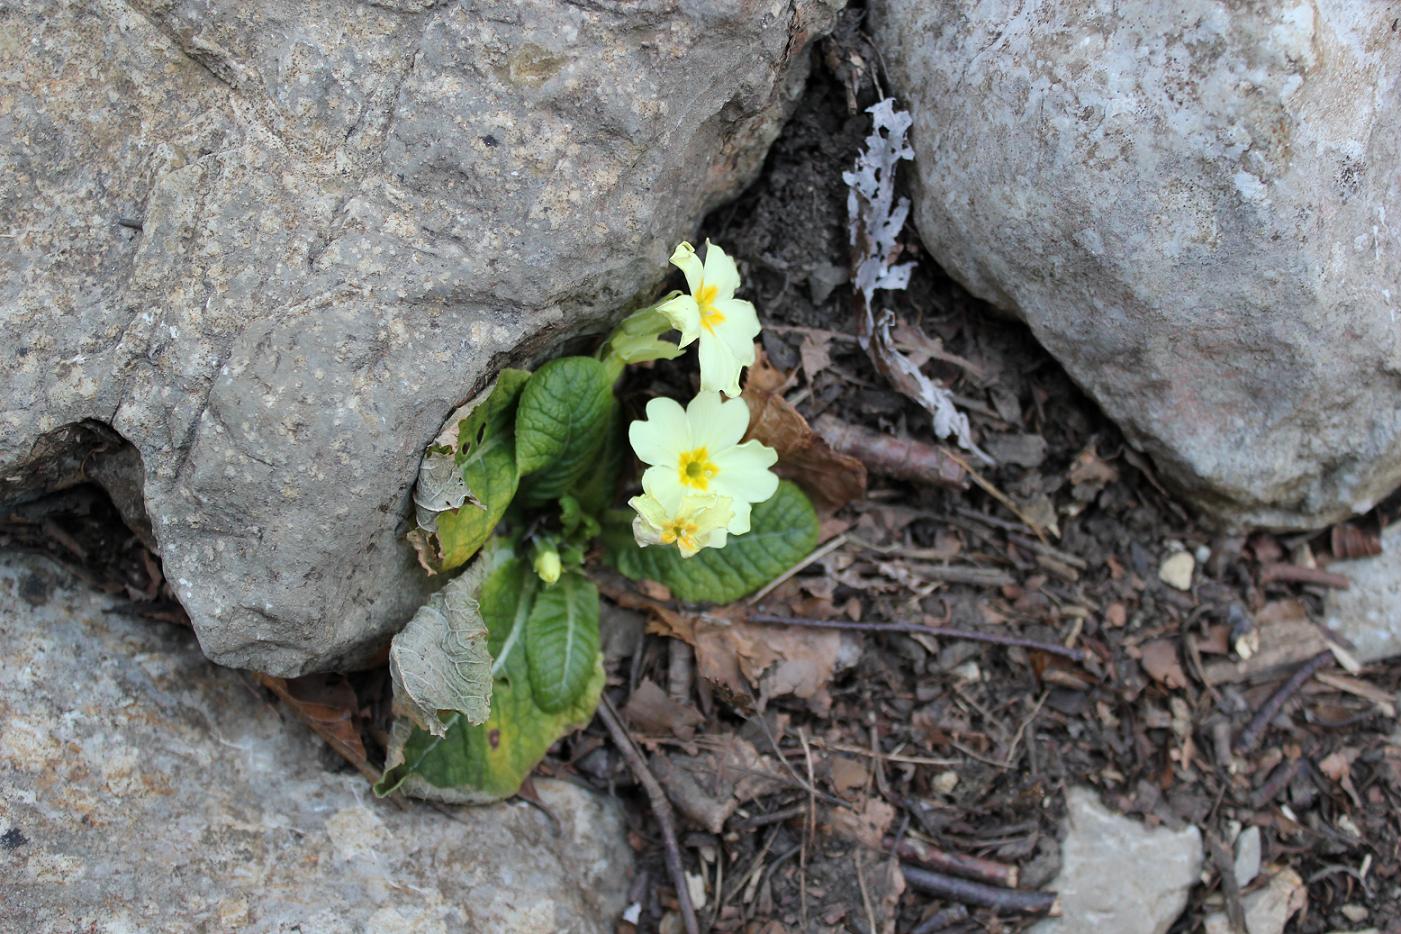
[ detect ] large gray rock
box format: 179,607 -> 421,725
0,0 -> 841,674
1325,522 -> 1401,663
0,553 -> 631,931
874,0 -> 1401,530
1031,788 -> 1202,934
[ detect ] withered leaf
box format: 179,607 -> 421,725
1139,638 -> 1189,690
744,388 -> 867,511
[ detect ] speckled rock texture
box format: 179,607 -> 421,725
1031,788 -> 1202,934
0,553 -> 631,932
1324,522 -> 1401,663
873,0 -> 1401,530
0,0 -> 842,674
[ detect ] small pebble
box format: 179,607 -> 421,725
1341,904 -> 1369,923
1159,551 -> 1195,591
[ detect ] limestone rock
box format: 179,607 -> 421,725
1204,867 -> 1307,934
1325,522 -> 1401,662
0,0 -> 841,674
873,0 -> 1401,530
0,553 -> 631,931
1031,788 -> 1202,934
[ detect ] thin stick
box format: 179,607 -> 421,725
902,562 -> 1014,587
799,727 -> 817,931
885,836 -> 1019,888
1234,651 -> 1335,753
1259,563 -> 1351,589
901,864 -> 1060,915
941,448 -> 1049,543
856,851 -> 879,934
912,905 -> 970,934
597,696 -> 699,934
732,803 -> 808,830
746,611 -> 1087,663
747,533 -> 848,604
1251,757 -> 1305,809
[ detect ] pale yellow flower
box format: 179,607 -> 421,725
629,475 -> 733,558
628,392 -> 778,535
656,240 -> 761,397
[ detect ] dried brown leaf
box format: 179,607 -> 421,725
1139,639 -> 1189,690
828,796 -> 896,850
623,678 -> 705,741
257,673 -> 373,780
743,388 -> 867,511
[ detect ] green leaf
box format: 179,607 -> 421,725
428,369 -> 531,572
515,357 -> 613,506
609,480 -> 819,603
374,552 -> 603,803
525,571 -> 601,713
388,558 -> 494,734
567,398 -> 623,517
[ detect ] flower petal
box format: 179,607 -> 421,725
713,297 -> 761,354
685,391 -> 750,451
628,396 -> 689,467
697,331 -> 744,397
640,464 -> 687,509
657,293 -> 701,348
669,241 -> 705,297
702,240 -> 741,301
725,498 -> 753,536
711,441 -> 780,505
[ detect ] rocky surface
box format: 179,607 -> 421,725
0,552 -> 631,932
873,0 -> 1401,530
1325,523 -> 1401,663
0,0 -> 841,674
1031,788 -> 1202,934
1204,867 -> 1307,934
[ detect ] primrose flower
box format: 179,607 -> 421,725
630,476 -> 734,558
657,241 -> 761,397
628,392 -> 778,535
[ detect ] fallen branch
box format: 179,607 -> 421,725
745,611 -> 1087,663
885,836 -> 1019,888
1250,757 -> 1305,809
598,696 -> 699,934
911,904 -> 970,934
1234,651 -> 1335,753
1258,563 -> 1351,590
815,415 -> 968,489
901,864 -> 1060,916
904,562 -> 1014,587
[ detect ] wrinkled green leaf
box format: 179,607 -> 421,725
515,356 -> 613,506
388,559 -> 494,735
428,369 -> 531,572
525,571 -> 601,713
568,398 -> 623,517
374,552 -> 603,803
609,480 -> 819,603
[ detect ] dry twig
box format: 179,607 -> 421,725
1235,651 -> 1336,753
745,611 -> 1087,663
1259,562 -> 1351,589
901,865 -> 1060,916
597,695 -> 699,934
885,836 -> 1019,888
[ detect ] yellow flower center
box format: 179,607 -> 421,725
661,518 -> 699,553
677,447 -> 719,491
696,283 -> 726,334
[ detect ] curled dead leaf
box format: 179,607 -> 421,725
743,387 -> 867,511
